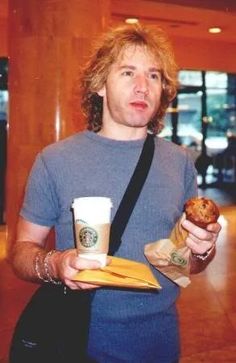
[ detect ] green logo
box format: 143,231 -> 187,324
170,251 -> 187,267
79,227 -> 98,248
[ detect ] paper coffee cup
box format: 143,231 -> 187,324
72,197 -> 112,266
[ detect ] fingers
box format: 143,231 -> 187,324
77,282 -> 101,290
74,256 -> 102,271
180,212 -> 186,223
106,256 -> 112,265
182,219 -> 213,240
64,279 -> 101,290
182,219 -> 221,255
185,236 -> 214,255
59,252 -> 111,291
62,250 -> 103,271
206,222 -> 222,234
59,251 -> 105,291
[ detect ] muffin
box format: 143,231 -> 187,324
184,197 -> 219,228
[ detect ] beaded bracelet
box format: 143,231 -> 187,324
44,250 -> 62,285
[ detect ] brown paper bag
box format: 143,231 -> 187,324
144,218 -> 192,287
73,256 -> 161,289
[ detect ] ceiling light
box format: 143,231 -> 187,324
208,27 -> 222,34
125,18 -> 139,24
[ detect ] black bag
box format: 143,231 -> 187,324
9,284 -> 94,363
9,134 -> 155,362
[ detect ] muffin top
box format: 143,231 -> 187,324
184,197 -> 219,228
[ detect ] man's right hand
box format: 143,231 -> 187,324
50,248 -> 105,290
11,217 -> 108,290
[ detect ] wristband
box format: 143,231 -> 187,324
192,245 -> 215,261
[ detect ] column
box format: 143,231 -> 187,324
6,0 -> 111,251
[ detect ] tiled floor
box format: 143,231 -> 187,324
0,186 -> 236,362
177,204 -> 236,362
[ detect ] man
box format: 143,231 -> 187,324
11,24 -> 221,362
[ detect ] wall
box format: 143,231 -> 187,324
172,36 -> 236,73
0,0 -> 8,56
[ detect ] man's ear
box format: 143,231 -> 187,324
97,85 -> 105,97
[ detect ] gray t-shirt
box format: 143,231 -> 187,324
21,130 -> 198,362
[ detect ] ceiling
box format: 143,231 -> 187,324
111,0 -> 236,43
144,0 -> 236,13
1,0 -> 236,44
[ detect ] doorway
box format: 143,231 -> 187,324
160,70 -> 236,187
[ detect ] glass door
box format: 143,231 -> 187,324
160,70 -> 236,187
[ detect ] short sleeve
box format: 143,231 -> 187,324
20,153 -> 60,227
183,150 -> 198,201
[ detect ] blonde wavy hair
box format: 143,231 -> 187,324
80,23 -> 178,134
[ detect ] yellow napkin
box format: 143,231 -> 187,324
73,256 -> 161,290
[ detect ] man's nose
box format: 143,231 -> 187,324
134,75 -> 149,95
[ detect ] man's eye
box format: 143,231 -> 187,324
122,71 -> 133,77
150,73 -> 160,80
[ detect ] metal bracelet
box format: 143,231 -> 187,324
192,245 -> 215,261
34,251 -> 49,282
44,250 -> 62,285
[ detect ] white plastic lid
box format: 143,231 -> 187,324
72,197 -> 112,224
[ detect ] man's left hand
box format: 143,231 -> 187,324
181,215 -> 221,255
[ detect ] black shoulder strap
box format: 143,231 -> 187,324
109,133 -> 155,255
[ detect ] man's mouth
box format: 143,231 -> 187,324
130,101 -> 148,110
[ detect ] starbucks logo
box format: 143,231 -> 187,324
79,227 -> 98,248
170,251 -> 187,267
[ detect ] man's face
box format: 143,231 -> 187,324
98,45 -> 163,138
